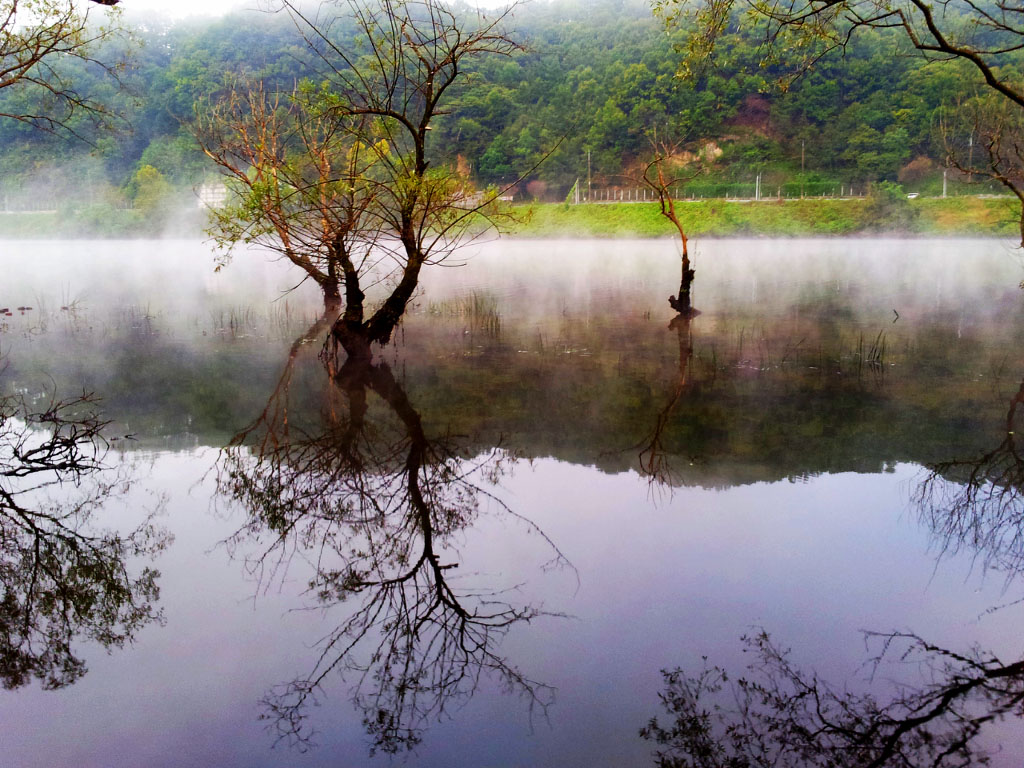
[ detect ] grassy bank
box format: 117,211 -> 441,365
0,196 -> 1018,239
0,207 -> 205,238
507,196 -> 1021,238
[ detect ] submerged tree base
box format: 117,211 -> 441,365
669,299 -> 701,318
669,265 -> 698,317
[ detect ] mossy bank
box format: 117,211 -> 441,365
0,196 -> 1018,239
0,207 -> 207,239
506,197 -> 1021,239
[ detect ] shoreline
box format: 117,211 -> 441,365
504,198 -> 1020,239
0,197 -> 1018,240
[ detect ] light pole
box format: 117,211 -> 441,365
587,148 -> 591,201
968,134 -> 974,181
801,139 -> 805,199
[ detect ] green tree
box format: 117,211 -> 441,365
199,0 -> 522,360
862,180 -> 918,231
657,0 -> 1024,236
129,163 -> 172,220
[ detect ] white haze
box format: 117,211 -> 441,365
122,0 -> 514,21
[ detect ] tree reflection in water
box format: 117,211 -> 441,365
642,380 -> 1024,767
916,378 -> 1024,581
638,312 -> 695,487
218,313 -> 568,753
642,630 -> 1024,768
0,391 -> 166,690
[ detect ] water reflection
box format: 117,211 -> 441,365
643,379 -> 1024,767
2,244 -> 1017,487
0,391 -> 166,690
637,313 -> 695,486
642,630 -> 1024,768
624,303 -> 902,488
1,239 -> 1023,765
916,378 -> 1024,580
218,314 -> 566,753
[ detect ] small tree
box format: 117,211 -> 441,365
640,138 -> 703,315
862,180 -> 918,232
129,163 -> 173,220
198,0 -> 522,361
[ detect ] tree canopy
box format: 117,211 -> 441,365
0,0 -> 1003,213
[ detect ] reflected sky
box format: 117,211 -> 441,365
0,237 -> 1023,765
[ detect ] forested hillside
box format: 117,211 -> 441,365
0,0 -> 1007,217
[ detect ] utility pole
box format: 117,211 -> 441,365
801,140 -> 805,199
587,148 -> 591,201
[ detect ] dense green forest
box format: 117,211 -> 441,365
0,0 -> 1010,220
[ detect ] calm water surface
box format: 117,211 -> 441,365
1,238 -> 1023,766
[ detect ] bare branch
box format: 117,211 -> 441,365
0,0 -> 128,138
217,321 -> 566,753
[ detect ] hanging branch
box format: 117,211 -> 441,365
0,0 -> 129,139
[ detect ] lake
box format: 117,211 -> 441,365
1,237 -> 1023,767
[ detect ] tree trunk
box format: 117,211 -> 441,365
332,320 -> 373,362
323,280 -> 342,312
649,157 -> 699,317
669,256 -> 697,316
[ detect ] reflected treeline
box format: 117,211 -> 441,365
642,630 -> 1024,768
6,289 -> 1023,486
916,378 -> 1024,580
633,303 -> 890,487
0,391 -> 166,690
217,313 -> 567,754
642,381 -> 1024,767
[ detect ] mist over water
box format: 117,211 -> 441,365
1,237 -> 1023,766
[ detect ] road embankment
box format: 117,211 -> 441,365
504,197 -> 1020,239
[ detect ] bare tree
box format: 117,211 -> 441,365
217,315 -> 567,753
1,0 -> 126,136
307,0 -> 523,361
197,80 -> 386,310
0,390 -> 167,690
640,139 -> 703,315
